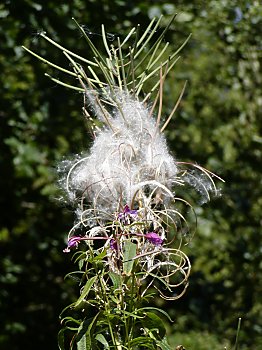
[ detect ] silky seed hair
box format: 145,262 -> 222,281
64,89 -> 178,215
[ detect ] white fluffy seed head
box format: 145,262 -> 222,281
63,89 -> 178,214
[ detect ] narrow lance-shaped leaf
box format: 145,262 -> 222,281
156,336 -> 173,350
123,240 -> 137,275
138,306 -> 173,323
76,314 -> 100,350
141,311 -> 166,339
58,328 -> 66,350
95,334 -> 110,349
108,271 -> 122,289
74,275 -> 97,307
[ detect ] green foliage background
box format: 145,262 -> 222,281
1,1 -> 261,349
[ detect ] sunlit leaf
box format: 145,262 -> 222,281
74,275 -> 97,307
95,334 -> 109,349
123,240 -> 137,276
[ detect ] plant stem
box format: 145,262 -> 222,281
98,274 -> 119,348
126,272 -> 136,346
234,317 -> 242,350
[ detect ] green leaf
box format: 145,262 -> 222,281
92,249 -> 107,262
62,316 -> 81,327
130,336 -> 155,349
77,333 -> 88,350
74,275 -> 97,307
60,302 -> 78,319
108,271 -> 122,289
58,328 -> 65,350
123,240 -> 137,275
64,271 -> 83,282
76,314 -> 100,350
141,312 -> 166,339
156,336 -> 172,350
138,307 -> 173,322
95,333 -> 109,349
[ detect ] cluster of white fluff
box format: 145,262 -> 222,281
64,89 -> 179,215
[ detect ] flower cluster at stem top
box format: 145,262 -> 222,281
63,205 -> 164,254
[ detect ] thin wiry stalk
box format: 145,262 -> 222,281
44,73 -> 85,91
234,318 -> 242,350
40,31 -> 97,66
160,80 -> 187,132
142,55 -> 181,102
22,46 -> 78,76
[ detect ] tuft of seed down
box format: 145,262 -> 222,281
65,90 -> 178,214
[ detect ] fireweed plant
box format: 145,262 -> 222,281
23,15 -> 223,350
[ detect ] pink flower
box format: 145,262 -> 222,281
110,239 -> 118,250
144,232 -> 163,246
63,236 -> 82,253
118,205 -> 138,223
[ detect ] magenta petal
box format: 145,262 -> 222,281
68,236 -> 82,247
123,205 -> 130,213
63,236 -> 82,252
118,205 -> 138,221
110,239 -> 118,250
145,232 -> 163,246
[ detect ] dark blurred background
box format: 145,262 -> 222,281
0,1 -> 261,349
